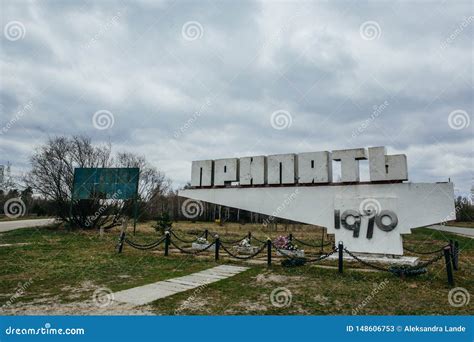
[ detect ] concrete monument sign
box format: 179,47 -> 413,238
179,147 -> 455,255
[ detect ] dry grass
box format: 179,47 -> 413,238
0,220 -> 472,315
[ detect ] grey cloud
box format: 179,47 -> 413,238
0,0 -> 472,195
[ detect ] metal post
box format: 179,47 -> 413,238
267,239 -> 272,267
443,246 -> 454,286
164,231 -> 170,256
215,235 -> 220,261
320,228 -> 325,253
204,229 -> 208,240
453,241 -> 459,271
117,231 -> 125,254
338,242 -> 344,274
288,233 -> 293,242
248,231 -> 252,243
133,196 -> 138,236
449,239 -> 456,271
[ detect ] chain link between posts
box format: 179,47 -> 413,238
124,236 -> 166,250
219,241 -> 268,260
292,237 -> 332,248
343,247 -> 445,275
169,238 -> 216,255
117,229 -> 454,279
403,244 -> 449,255
170,231 -> 200,244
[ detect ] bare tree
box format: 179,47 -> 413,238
26,136 -> 170,229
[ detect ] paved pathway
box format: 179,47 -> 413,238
427,225 -> 474,238
0,218 -> 56,233
113,265 -> 249,306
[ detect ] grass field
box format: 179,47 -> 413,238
0,221 -> 472,315
446,221 -> 474,228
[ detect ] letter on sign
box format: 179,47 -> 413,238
191,160 -> 213,187
332,148 -> 367,182
267,154 -> 296,184
214,158 -> 238,186
297,151 -> 332,184
240,156 -> 266,185
369,147 -> 408,182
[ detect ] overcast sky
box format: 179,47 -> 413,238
1,0 -> 472,195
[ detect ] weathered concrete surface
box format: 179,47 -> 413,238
427,225 -> 474,238
214,158 -> 238,186
0,218 -> 56,233
180,182 -> 455,255
113,265 -> 249,306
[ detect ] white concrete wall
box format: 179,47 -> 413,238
190,146 -> 408,187
191,160 -> 213,187
179,182 -> 455,255
267,154 -> 296,184
297,151 -> 332,183
332,148 -> 367,182
214,158 -> 238,186
369,147 -> 408,181
239,156 -> 266,185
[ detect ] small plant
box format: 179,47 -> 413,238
155,212 -> 172,234
273,235 -> 298,251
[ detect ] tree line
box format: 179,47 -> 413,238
1,135 -> 472,229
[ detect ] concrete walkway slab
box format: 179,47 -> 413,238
192,272 -> 227,280
0,218 -> 56,233
113,265 -> 249,306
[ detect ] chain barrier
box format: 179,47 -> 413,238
403,244 -> 449,255
169,238 -> 216,255
118,229 -> 451,280
306,247 -> 339,263
271,242 -> 305,260
219,242 -> 267,260
343,247 -> 445,276
292,237 -> 332,248
412,251 -> 445,269
252,236 -> 267,244
170,231 -> 200,244
124,236 -> 166,250
343,248 -> 393,272
388,252 -> 445,277
220,235 -> 248,245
